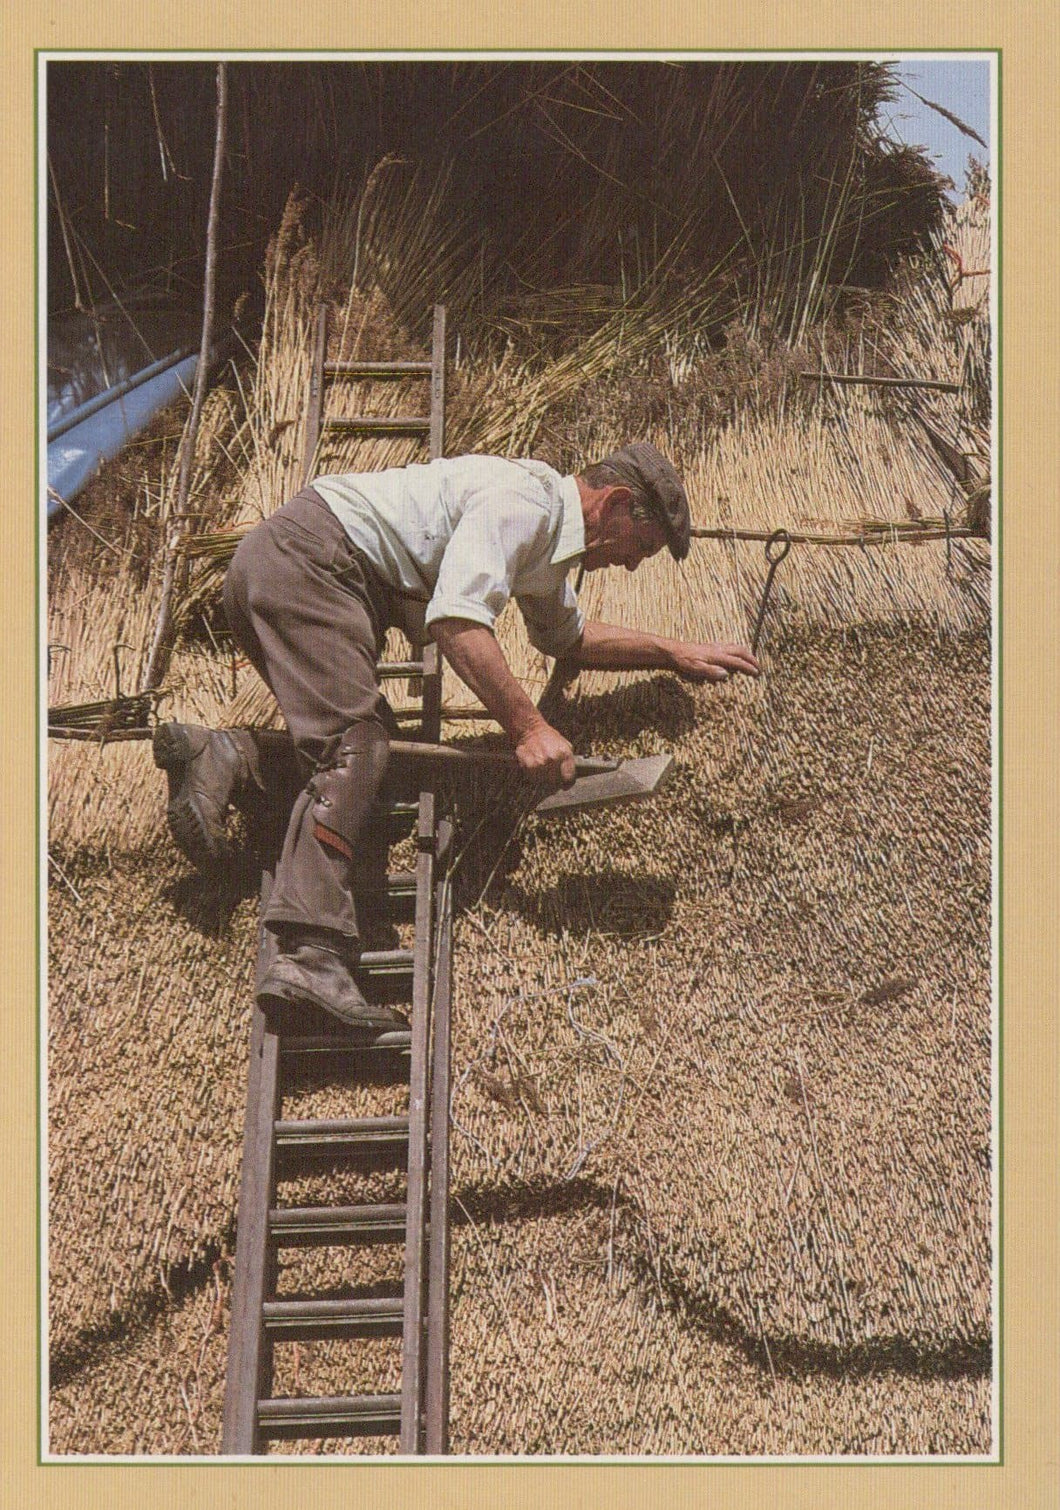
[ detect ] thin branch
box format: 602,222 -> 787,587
799,370 -> 961,393
47,153 -> 84,311
144,62 -> 228,690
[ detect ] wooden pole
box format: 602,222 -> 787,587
690,522 -> 979,546
144,62 -> 229,690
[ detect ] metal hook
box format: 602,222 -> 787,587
764,528 -> 792,567
47,643 -> 70,676
112,642 -> 133,700
751,529 -> 792,653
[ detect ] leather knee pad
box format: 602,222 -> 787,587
309,722 -> 390,861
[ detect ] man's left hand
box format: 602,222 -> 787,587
668,642 -> 760,682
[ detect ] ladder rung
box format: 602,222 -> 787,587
377,800 -> 419,819
359,948 -> 414,978
269,1202 -> 408,1247
323,416 -> 431,435
262,1296 -> 403,1341
281,1029 -> 412,1056
324,360 -> 432,378
385,870 -> 416,901
393,705 -> 494,722
376,801 -> 420,842
274,1114 -> 410,1164
377,661 -> 424,679
352,870 -> 416,922
257,1392 -> 401,1440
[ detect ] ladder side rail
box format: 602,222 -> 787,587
398,790 -> 435,1453
221,880 -> 283,1454
419,641 -> 442,744
429,305 -> 446,460
301,303 -> 328,487
398,642 -> 443,1452
424,826 -> 454,1454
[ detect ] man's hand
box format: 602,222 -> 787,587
431,618 -> 578,788
574,620 -> 760,681
515,720 -> 577,789
668,641 -> 760,682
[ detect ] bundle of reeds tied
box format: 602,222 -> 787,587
48,148 -> 991,1454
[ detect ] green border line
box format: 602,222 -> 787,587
995,42 -> 1003,1471
39,46 -> 994,56
35,48 -> 42,1468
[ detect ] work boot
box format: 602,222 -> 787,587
257,930 -> 408,1032
153,722 -> 251,871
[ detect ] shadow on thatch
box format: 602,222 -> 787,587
556,675 -> 701,748
453,1176 -> 617,1225
442,677 -> 702,908
453,1178 -> 990,1386
499,870 -> 678,940
654,1254 -> 993,1383
49,1230 -> 235,1390
760,1333 -> 990,1384
163,860 -> 263,938
614,1210 -> 993,1385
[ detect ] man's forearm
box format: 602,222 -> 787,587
430,618 -> 548,741
567,620 -> 760,683
568,619 -> 678,672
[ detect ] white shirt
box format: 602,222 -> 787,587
312,454 -> 586,657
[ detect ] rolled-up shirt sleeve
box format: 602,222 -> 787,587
517,584 -> 585,658
424,489 -> 551,634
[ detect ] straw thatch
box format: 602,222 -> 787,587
50,1180 -> 990,1456
48,62 -> 943,328
47,167 -> 991,1455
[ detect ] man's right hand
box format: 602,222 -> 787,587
430,619 -> 577,789
514,720 -> 577,789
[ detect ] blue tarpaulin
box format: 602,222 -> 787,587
47,350 -> 199,520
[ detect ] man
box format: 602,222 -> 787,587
154,443 -> 759,1029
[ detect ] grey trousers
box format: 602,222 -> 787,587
222,488 -> 395,944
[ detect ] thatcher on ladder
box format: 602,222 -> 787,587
153,442 -> 759,1029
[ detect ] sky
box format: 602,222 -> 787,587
878,57 -> 992,198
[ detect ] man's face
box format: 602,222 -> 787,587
583,497 -> 667,573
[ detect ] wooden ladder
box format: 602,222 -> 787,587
302,303 -> 447,483
221,645 -> 453,1455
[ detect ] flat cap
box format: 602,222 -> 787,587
597,442 -> 691,561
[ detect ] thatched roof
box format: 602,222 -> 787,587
47,61 -> 945,327
47,173 -> 991,1455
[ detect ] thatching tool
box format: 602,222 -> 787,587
387,739 -> 673,815
534,752 -> 673,817
389,739 -> 616,776
751,529 -> 792,653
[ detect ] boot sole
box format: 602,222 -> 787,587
153,723 -> 232,870
258,977 -> 408,1033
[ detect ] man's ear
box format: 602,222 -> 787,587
600,483 -> 634,516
